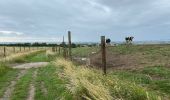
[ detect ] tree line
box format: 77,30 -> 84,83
0,42 -> 97,48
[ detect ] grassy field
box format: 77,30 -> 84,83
0,45 -> 170,100
72,46 -> 100,57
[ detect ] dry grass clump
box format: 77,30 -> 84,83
55,59 -> 113,100
0,50 -> 41,62
55,59 -> 161,100
46,50 -> 56,56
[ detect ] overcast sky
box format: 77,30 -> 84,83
0,0 -> 170,42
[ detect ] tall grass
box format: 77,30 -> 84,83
54,59 -> 161,100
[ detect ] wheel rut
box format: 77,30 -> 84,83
27,69 -> 37,100
0,70 -> 27,100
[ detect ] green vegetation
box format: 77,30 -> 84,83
1,45 -> 170,100
72,47 -> 99,57
111,66 -> 170,97
0,63 -> 10,76
11,50 -> 46,63
0,68 -> 18,97
54,59 -> 162,100
108,45 -> 170,54
35,64 -> 73,100
11,69 -> 34,100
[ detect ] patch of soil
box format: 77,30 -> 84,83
11,62 -> 49,69
89,49 -> 144,70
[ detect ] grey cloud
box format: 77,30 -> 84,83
0,0 -> 170,42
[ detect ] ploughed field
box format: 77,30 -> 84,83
0,45 -> 170,100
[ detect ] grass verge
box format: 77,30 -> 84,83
110,66 -> 170,98
0,65 -> 18,97
35,63 -> 73,100
54,59 -> 161,100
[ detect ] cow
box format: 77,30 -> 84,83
125,36 -> 134,44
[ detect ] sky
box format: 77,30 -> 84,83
0,0 -> 170,43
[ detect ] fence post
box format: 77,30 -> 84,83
24,46 -> 25,51
55,46 -> 58,52
59,46 -> 60,54
13,47 -> 15,53
63,36 -> 66,59
20,46 -> 22,52
4,46 -> 6,57
101,36 -> 106,75
52,47 -> 55,52
68,31 -> 72,60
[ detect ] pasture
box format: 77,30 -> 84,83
0,44 -> 170,100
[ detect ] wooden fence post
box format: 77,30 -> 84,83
56,46 -> 58,52
52,47 -> 55,52
4,46 -> 6,57
68,31 -> 72,60
63,36 -> 66,59
20,46 -> 21,52
101,36 -> 106,75
24,46 -> 25,51
59,46 -> 60,54
13,47 -> 15,53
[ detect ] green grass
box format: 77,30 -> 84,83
23,50 -> 58,62
24,51 -> 49,62
72,47 -> 99,57
10,50 -> 46,63
11,69 -> 34,100
108,45 -> 170,55
54,59 -> 161,100
0,68 -> 18,97
35,64 -> 73,100
0,62 -> 19,97
111,71 -> 152,84
10,50 -> 56,63
0,63 -> 10,76
110,66 -> 170,97
1,45 -> 170,99
142,66 -> 170,78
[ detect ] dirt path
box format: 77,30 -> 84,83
11,62 -> 49,69
0,61 -> 49,100
27,70 -> 37,100
0,70 -> 27,100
